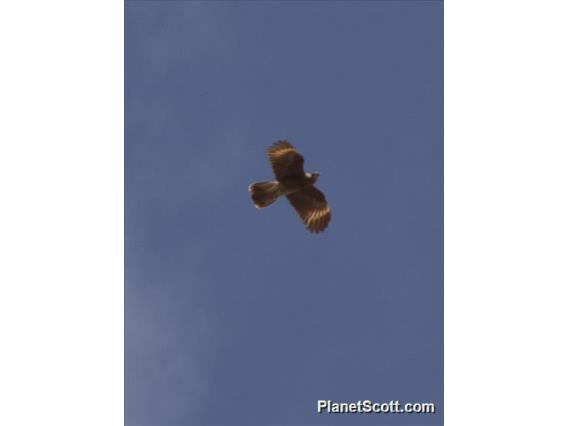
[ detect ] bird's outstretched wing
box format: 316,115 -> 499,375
266,140 -> 305,180
286,185 -> 331,233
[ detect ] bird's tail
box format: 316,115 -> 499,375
248,181 -> 281,208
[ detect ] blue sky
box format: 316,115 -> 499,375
125,1 -> 443,425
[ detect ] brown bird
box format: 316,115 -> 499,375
248,140 -> 331,234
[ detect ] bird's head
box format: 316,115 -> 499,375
306,172 -> 320,183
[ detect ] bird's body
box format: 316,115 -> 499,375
279,172 -> 319,193
248,141 -> 331,233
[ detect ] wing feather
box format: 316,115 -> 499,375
266,140 -> 305,180
286,185 -> 331,233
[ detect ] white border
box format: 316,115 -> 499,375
0,1 -> 123,425
446,0 -> 568,424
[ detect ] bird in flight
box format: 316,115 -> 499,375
248,140 -> 331,234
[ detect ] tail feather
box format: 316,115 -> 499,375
248,181 -> 281,208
